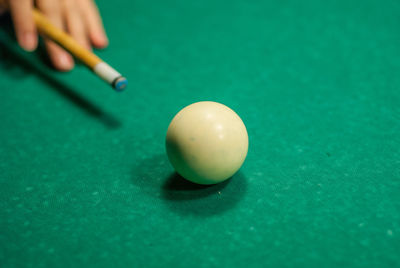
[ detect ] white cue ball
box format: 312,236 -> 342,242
166,101 -> 248,185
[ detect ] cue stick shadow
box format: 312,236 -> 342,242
0,14 -> 121,129
132,154 -> 248,217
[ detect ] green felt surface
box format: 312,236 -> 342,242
1,0 -> 400,267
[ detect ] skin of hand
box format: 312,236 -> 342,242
6,0 -> 108,71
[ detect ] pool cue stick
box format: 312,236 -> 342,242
0,0 -> 127,91
33,9 -> 127,91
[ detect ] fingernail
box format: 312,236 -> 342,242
95,32 -> 108,48
57,53 -> 73,70
102,34 -> 109,46
21,32 -> 37,51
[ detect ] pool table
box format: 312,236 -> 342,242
1,0 -> 399,267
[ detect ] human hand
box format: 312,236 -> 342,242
5,0 -> 108,71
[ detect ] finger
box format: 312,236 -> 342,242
63,0 -> 91,50
8,0 -> 37,51
36,0 -> 74,71
79,0 -> 108,48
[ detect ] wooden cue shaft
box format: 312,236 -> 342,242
33,9 -> 101,69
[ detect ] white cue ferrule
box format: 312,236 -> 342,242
93,62 -> 122,85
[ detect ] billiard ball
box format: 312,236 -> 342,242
166,101 -> 248,185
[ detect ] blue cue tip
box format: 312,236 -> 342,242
113,77 -> 128,92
